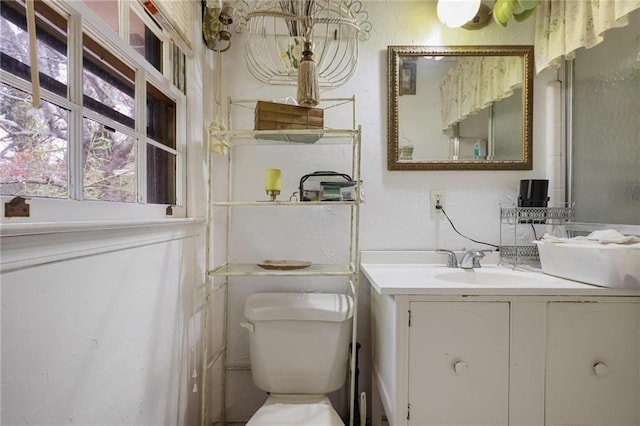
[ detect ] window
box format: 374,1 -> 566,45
82,34 -> 136,128
1,0 -> 68,93
0,83 -> 69,198
570,10 -> 640,226
0,0 -> 187,219
1,1 -> 69,199
129,9 -> 163,72
82,117 -> 137,202
146,82 -> 177,205
82,1 -> 118,34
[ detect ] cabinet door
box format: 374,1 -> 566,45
408,302 -> 510,426
546,302 -> 640,426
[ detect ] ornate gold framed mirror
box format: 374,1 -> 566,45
387,45 -> 534,170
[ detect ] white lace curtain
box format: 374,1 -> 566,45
535,0 -> 640,74
440,56 -> 522,130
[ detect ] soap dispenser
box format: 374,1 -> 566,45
473,139 -> 487,159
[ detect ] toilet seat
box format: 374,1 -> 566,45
247,394 -> 343,426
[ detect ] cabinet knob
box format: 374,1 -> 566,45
593,362 -> 609,377
454,361 -> 469,375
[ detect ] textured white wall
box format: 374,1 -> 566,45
211,1 -> 558,423
0,226 -> 202,425
1,2 -> 213,423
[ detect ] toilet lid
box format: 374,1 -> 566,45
247,395 -> 344,426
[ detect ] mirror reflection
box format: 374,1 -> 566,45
388,45 -> 533,170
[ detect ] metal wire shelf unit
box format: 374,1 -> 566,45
202,97 -> 361,426
500,206 -> 575,225
208,262 -> 355,277
210,200 -> 358,206
499,204 -> 574,268
209,128 -> 359,149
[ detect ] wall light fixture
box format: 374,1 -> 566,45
436,0 -> 482,28
202,2 -> 236,52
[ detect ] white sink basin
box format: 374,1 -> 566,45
434,268 -> 551,286
360,251 -> 640,295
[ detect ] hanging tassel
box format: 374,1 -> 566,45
296,40 -> 320,107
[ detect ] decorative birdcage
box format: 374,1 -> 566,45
235,0 -> 372,87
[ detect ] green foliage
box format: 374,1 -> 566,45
493,0 -> 539,27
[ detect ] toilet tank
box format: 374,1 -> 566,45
244,292 -> 353,394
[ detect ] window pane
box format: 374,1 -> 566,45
83,34 -> 135,128
146,84 -> 176,205
82,0 -> 118,34
83,117 -> 136,202
1,1 -> 68,96
0,84 -> 69,198
146,82 -> 175,148
572,12 -> 640,225
130,9 -> 162,72
146,143 -> 176,205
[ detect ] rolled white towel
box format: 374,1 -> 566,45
541,229 -> 640,245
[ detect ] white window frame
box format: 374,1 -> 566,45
0,0 -> 187,223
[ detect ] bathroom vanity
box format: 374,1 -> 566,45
362,251 -> 640,426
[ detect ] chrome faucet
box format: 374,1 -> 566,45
459,249 -> 488,269
436,249 -> 459,268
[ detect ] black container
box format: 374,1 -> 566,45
518,179 -> 549,207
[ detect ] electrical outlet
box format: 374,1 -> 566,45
430,190 -> 445,215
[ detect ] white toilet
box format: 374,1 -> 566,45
243,292 -> 354,425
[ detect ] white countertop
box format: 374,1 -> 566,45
361,251 -> 640,296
